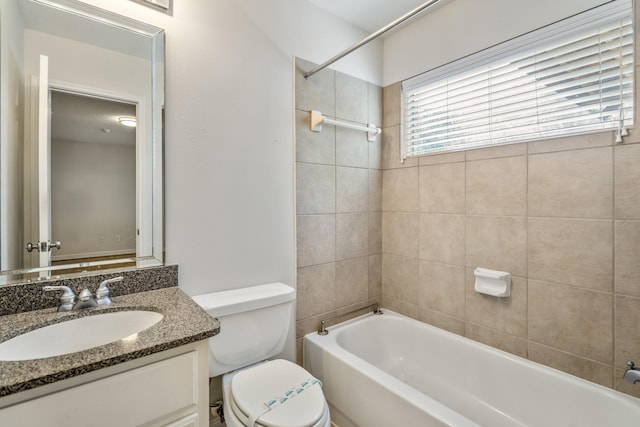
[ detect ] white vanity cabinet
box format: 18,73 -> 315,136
0,340 -> 209,427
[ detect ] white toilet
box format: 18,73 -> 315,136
192,283 -> 330,427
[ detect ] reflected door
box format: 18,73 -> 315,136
36,54 -> 52,268
26,54 -> 60,270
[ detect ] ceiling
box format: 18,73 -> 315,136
51,91 -> 136,146
306,0 -> 450,34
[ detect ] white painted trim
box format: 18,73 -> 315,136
37,55 -> 50,269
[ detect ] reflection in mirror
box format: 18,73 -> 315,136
0,0 -> 164,284
50,91 -> 136,270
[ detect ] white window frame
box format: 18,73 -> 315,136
401,0 -> 634,159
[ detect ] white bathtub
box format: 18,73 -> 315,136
304,310 -> 640,427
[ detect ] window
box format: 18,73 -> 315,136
401,0 -> 633,158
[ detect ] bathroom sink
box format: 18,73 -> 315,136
0,310 -> 163,361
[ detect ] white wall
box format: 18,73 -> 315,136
51,139 -> 135,260
383,0 -> 611,85
0,0 -> 25,270
74,0 -> 382,361
74,0 -> 382,294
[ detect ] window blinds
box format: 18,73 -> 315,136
401,0 -> 634,157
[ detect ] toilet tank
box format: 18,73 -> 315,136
192,283 -> 295,377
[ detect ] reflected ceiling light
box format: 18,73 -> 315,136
118,117 -> 137,127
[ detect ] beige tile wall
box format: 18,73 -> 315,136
294,58 -> 383,363
381,80 -> 640,398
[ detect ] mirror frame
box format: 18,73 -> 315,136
0,0 -> 165,284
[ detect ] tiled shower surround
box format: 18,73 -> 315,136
380,82 -> 640,399
294,58 -> 383,359
294,58 -> 640,398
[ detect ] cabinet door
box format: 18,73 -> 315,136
1,351 -> 199,427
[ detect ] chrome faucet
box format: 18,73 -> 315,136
43,285 -> 76,312
624,361 -> 640,384
43,285 -> 98,311
43,275 -> 123,312
96,276 -> 123,306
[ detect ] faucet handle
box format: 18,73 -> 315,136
43,285 -> 75,301
97,276 -> 123,291
627,360 -> 636,370
43,285 -> 76,312
96,276 -> 123,306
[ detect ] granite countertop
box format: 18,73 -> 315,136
0,287 -> 219,397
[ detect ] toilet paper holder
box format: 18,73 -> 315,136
474,267 -> 511,297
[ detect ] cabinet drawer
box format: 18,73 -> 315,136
1,351 -> 199,427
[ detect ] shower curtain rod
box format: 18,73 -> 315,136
303,0 -> 444,79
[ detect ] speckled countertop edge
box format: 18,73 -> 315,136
0,287 -> 219,397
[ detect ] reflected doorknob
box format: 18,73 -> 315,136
47,240 -> 62,251
26,242 -> 40,252
25,241 -> 62,252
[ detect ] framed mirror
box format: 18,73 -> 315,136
0,0 -> 165,284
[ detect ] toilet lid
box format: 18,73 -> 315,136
230,359 -> 326,427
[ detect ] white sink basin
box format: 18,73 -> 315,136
0,310 -> 163,361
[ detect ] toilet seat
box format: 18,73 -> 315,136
226,359 -> 330,427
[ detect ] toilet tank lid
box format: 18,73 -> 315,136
192,282 -> 295,317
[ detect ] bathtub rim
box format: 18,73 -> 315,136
303,308 -> 640,418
